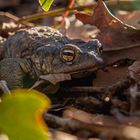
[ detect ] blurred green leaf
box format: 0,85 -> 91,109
0,89 -> 51,140
39,0 -> 54,11
76,0 -> 86,5
107,0 -> 140,13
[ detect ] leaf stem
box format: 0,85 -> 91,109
18,0 -> 139,23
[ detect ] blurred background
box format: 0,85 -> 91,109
0,0 -> 140,40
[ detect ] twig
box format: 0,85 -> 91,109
18,0 -> 138,23
44,113 -> 140,140
61,78 -> 133,95
63,108 -> 121,127
0,12 -> 34,27
104,77 -> 131,94
58,0 -> 75,27
61,86 -> 105,94
50,129 -> 86,140
18,4 -> 96,23
0,12 -> 34,37
76,96 -> 103,111
44,113 -> 118,137
0,12 -> 19,21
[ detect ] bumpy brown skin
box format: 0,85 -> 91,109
0,26 -> 103,91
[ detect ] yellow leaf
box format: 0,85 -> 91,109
0,89 -> 51,140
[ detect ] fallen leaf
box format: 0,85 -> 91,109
116,11 -> 140,29
76,0 -> 140,65
92,66 -> 128,87
76,0 -> 140,51
59,15 -> 98,41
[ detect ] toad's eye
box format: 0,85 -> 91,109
61,44 -> 81,65
61,49 -> 75,65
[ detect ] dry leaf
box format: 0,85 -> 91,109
76,0 -> 140,65
75,0 -> 140,51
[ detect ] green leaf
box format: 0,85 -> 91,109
39,0 -> 54,11
0,89 -> 51,140
76,0 -> 85,5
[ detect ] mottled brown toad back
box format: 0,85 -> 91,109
0,26 -> 103,92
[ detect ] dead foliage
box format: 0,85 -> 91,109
45,1 -> 140,140
1,0 -> 140,140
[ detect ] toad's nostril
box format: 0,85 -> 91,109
89,51 -> 103,63
98,44 -> 103,54
91,39 -> 103,54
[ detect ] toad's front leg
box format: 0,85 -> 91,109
0,58 -> 66,94
0,58 -> 35,93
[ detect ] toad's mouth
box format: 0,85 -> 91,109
62,61 -> 104,76
69,66 -> 100,78
64,53 -> 104,75
68,65 -> 99,75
